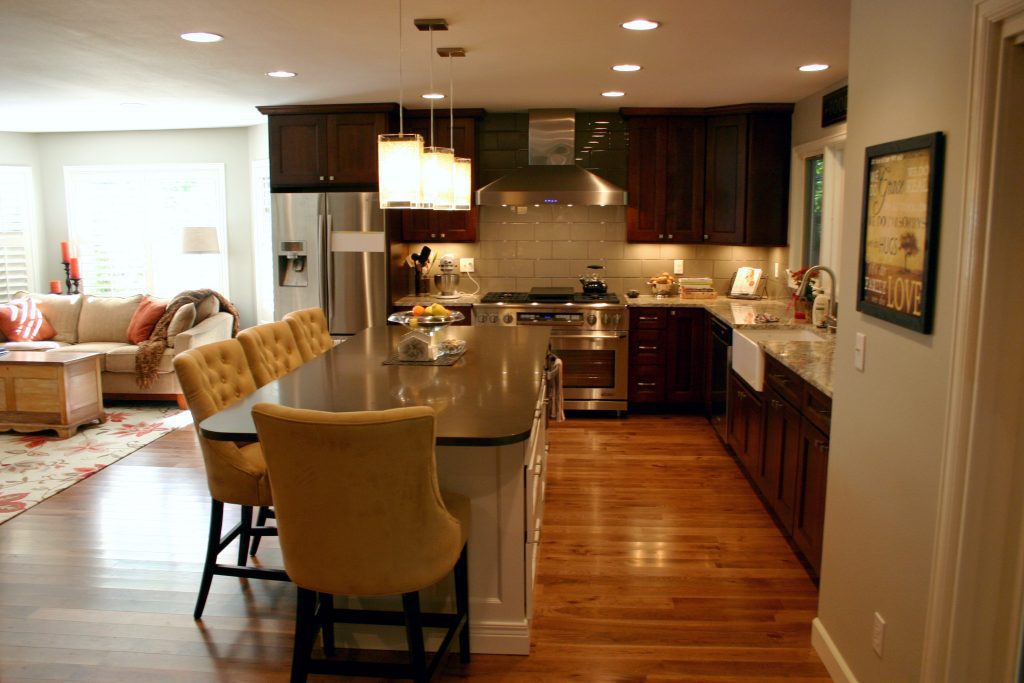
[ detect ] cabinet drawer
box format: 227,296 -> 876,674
630,329 -> 665,365
803,383 -> 832,436
764,354 -> 801,407
629,366 -> 665,403
630,308 -> 667,330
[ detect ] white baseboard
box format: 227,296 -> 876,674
812,617 -> 860,683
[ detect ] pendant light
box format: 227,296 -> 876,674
378,0 -> 424,209
438,47 -> 472,211
418,22 -> 454,209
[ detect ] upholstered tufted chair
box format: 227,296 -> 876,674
283,307 -> 334,362
237,321 -> 304,388
251,403 -> 471,682
173,339 -> 289,619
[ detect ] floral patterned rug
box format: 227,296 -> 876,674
0,405 -> 193,524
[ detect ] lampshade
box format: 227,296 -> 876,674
379,132 -> 425,209
182,227 -> 220,254
452,157 -> 472,210
421,146 -> 455,210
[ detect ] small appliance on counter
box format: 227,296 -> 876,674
433,253 -> 461,299
579,264 -> 608,295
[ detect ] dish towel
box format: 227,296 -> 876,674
546,355 -> 566,422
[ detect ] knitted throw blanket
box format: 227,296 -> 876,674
134,289 -> 240,388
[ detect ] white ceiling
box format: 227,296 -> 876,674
0,0 -> 850,133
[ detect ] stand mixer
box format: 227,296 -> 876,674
433,253 -> 461,299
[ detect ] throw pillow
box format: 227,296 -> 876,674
194,294 -> 220,324
126,296 -> 168,344
0,299 -> 56,342
77,294 -> 144,343
167,302 -> 197,346
13,291 -> 83,343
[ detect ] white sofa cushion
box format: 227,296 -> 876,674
14,292 -> 83,344
105,346 -> 174,374
0,340 -> 68,351
78,294 -> 143,343
45,342 -> 130,371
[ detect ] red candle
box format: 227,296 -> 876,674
69,257 -> 80,279
60,241 -> 71,262
49,280 -> 61,294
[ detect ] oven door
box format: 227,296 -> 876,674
549,331 -> 629,412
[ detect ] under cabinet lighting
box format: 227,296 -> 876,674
621,19 -> 659,31
180,32 -> 223,43
798,63 -> 830,72
266,71 -> 296,78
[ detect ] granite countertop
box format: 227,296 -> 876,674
760,339 -> 835,397
393,293 -> 481,307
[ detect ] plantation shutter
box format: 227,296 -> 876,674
0,167 -> 35,302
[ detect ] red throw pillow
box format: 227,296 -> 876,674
0,298 -> 56,342
127,296 -> 168,344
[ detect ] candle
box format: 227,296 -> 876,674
49,280 -> 61,294
60,241 -> 71,262
69,257 -> 80,279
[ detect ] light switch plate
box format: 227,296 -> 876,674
673,259 -> 684,275
855,332 -> 866,371
460,258 -> 475,273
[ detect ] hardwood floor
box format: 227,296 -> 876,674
0,414 -> 829,682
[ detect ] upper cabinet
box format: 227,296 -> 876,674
623,105 -> 793,245
258,104 -> 398,192
394,110 -> 483,243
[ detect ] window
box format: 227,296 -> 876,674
64,164 -> 228,298
250,159 -> 273,324
0,166 -> 36,302
791,135 -> 845,285
804,155 -> 824,266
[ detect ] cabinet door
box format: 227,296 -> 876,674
325,112 -> 389,186
665,308 -> 706,404
663,117 -> 706,243
268,115 -> 328,188
703,115 -> 747,245
743,112 -> 791,245
761,387 -> 802,532
727,372 -> 762,476
626,117 -> 667,242
793,419 -> 830,576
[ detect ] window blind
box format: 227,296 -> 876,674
0,167 -> 35,302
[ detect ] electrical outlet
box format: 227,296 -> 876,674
459,258 -> 475,273
872,612 -> 886,657
774,262 -> 780,278
855,332 -> 867,371
673,259 -> 684,275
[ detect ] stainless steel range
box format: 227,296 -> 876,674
475,288 -> 628,413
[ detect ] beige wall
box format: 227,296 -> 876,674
793,79 -> 849,147
816,0 -> 971,681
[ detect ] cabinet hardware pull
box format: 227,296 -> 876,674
329,176 -> 334,181
440,233 -> 445,238
770,374 -> 789,385
667,234 -> 673,239
816,407 -> 831,416
659,234 -> 664,239
637,345 -> 657,350
771,399 -> 783,408
637,382 -> 657,387
704,234 -> 709,240
815,439 -> 829,451
638,316 -> 658,321
319,176 -> 325,181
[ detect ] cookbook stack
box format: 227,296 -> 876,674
678,277 -> 716,299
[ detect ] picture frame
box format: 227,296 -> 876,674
856,132 -> 945,334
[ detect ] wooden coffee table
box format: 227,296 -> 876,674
0,351 -> 106,438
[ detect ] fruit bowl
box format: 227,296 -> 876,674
387,310 -> 465,336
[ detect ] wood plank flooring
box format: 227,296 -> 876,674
0,413 -> 829,681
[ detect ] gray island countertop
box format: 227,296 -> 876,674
200,325 -> 551,446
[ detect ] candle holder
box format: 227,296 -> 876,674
61,262 -> 82,295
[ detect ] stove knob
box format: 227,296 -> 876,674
489,314 -> 499,324
502,313 -> 514,325
601,313 -> 610,325
587,314 -> 597,326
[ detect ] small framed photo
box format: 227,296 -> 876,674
856,132 -> 945,334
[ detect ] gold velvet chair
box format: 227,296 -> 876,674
251,403 -> 470,683
173,339 -> 289,619
283,307 -> 334,362
237,321 -> 305,388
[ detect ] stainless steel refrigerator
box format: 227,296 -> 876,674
272,192 -> 390,335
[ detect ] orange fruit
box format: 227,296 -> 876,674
411,305 -> 426,316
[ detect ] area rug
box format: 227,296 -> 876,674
0,405 -> 193,524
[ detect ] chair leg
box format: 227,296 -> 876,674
402,591 -> 428,682
249,506 -> 271,556
194,499 -> 224,620
454,544 -> 471,663
237,505 -> 253,567
291,587 -> 318,683
319,592 -> 335,656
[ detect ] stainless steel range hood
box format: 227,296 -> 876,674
475,109 -> 627,206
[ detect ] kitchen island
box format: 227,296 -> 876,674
201,325 -> 551,655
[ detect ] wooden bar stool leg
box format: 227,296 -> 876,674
402,591 -> 427,682
318,592 -> 335,656
194,499 -> 224,620
454,544 -> 471,663
249,505 -> 271,556
291,587 -> 317,683
237,505 -> 253,567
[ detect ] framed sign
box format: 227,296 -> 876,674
857,132 -> 944,333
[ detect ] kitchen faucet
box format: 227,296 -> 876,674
799,265 -> 837,332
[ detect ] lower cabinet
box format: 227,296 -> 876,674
727,355 -> 831,579
629,307 -> 705,408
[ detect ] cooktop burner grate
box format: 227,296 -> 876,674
480,291 -> 620,305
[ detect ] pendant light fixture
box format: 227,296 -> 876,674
378,0 -> 424,209
438,46 -> 472,211
415,19 -> 454,210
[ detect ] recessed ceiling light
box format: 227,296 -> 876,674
421,92 -> 445,100
621,19 -> 659,31
612,64 -> 642,72
180,32 -> 223,43
798,63 -> 830,72
119,102 -> 146,108
602,91 -> 626,98
266,71 -> 296,78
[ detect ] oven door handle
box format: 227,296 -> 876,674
550,332 -> 628,340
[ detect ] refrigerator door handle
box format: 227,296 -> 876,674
318,210 -> 330,319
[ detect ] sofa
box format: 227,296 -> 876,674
0,292 -> 233,407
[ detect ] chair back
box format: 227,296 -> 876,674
251,404 -> 464,597
284,307 -> 333,362
173,339 -> 272,506
237,321 -> 304,387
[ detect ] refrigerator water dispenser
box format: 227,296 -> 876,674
278,241 -> 308,287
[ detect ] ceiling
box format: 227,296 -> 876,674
0,0 -> 851,133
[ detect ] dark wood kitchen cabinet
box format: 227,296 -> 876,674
395,110 -> 483,243
623,114 -> 705,243
793,417 -> 830,576
259,104 -> 399,191
761,383 -> 802,532
727,371 -> 763,476
628,307 -> 705,407
703,109 -> 792,245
